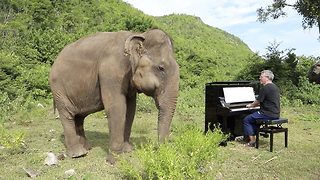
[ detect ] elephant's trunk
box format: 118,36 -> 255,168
155,65 -> 179,143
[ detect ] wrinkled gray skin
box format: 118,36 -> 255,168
308,61 -> 320,84
49,29 -> 179,164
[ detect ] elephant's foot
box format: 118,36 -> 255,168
105,142 -> 134,164
122,142 -> 134,153
78,137 -> 92,152
67,144 -> 89,158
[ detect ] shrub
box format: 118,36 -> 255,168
236,43 -> 320,106
292,76 -> 320,104
117,124 -> 226,179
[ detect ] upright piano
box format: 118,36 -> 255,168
205,81 -> 260,139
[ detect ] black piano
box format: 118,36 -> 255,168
205,81 -> 260,139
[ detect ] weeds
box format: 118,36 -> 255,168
117,125 -> 227,179
0,126 -> 25,155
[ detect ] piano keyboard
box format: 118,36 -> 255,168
230,106 -> 260,112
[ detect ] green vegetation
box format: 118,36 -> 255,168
0,0 -> 154,123
0,125 -> 25,154
156,14 -> 253,83
258,0 -> 320,32
236,43 -> 320,105
1,0 -> 319,179
118,125 -> 226,179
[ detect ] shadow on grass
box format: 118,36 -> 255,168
59,131 -> 150,153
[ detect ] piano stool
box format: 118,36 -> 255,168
255,118 -> 288,152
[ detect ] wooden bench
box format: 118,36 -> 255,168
255,118 -> 288,152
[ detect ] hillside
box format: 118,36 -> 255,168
153,14 -> 255,110
156,14 -> 254,86
0,0 -> 256,119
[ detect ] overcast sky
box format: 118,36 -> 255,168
125,0 -> 319,57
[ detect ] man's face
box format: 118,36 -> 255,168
259,73 -> 268,85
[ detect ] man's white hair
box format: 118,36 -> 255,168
261,70 -> 274,80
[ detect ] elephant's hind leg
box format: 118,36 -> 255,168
75,115 -> 92,151
60,113 -> 89,158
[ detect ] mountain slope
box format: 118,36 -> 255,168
0,0 -> 256,118
154,14 -> 254,88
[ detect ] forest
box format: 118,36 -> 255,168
1,0 -> 320,179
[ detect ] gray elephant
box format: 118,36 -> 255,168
49,29 -> 179,164
308,60 -> 320,84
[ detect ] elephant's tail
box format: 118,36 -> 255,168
53,99 -> 59,119
53,99 -> 56,114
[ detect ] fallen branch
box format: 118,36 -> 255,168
264,156 -> 278,164
251,154 -> 261,161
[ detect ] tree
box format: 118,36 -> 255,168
257,0 -> 320,33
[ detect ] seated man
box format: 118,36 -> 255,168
243,70 -> 280,147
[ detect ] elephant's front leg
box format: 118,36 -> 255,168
123,94 -> 137,152
103,93 -> 127,164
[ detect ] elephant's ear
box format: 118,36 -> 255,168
124,35 -> 146,72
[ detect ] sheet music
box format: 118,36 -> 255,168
223,87 -> 256,104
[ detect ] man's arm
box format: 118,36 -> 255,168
246,100 -> 260,108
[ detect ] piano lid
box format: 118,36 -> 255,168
223,87 -> 256,104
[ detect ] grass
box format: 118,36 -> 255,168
217,106 -> 320,179
0,105 -> 320,179
218,121 -> 320,179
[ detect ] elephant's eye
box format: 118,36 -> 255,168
158,65 -> 165,72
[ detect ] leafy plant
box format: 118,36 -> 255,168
0,126 -> 25,154
117,125 -> 226,179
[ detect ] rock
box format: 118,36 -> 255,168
44,152 -> 58,166
65,169 -> 76,178
23,167 -> 40,178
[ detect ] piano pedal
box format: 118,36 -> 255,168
259,132 -> 269,138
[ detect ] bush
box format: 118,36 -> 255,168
236,43 -> 320,106
292,76 -> 320,104
117,125 -> 226,179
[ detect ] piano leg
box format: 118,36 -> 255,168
204,119 -> 209,134
221,116 -> 228,133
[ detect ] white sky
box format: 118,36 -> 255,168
125,0 -> 319,57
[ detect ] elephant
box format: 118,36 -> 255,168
308,60 -> 320,84
49,29 -> 180,164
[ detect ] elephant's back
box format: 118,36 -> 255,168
55,31 -> 133,63
72,31 -> 132,49
50,31 -> 134,84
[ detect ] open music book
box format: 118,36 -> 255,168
223,87 -> 256,104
